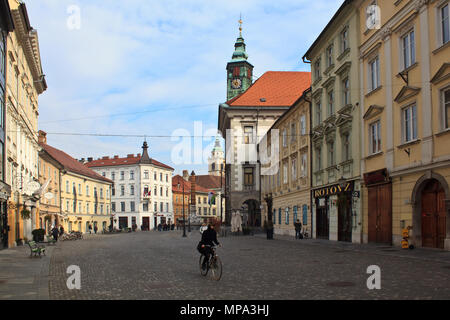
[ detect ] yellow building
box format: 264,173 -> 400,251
38,131 -> 113,233
5,1 -> 47,247
359,0 -> 450,249
38,144 -> 63,234
261,89 -> 312,236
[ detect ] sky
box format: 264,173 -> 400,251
26,0 -> 343,175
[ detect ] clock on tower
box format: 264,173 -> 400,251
226,17 -> 253,101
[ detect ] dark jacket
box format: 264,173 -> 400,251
294,222 -> 302,231
200,227 -> 220,247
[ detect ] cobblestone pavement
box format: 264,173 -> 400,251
45,231 -> 450,300
0,243 -> 55,300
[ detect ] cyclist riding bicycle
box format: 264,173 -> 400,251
197,224 -> 220,271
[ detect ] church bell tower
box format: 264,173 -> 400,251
226,17 -> 254,101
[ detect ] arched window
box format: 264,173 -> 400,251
212,163 -> 216,171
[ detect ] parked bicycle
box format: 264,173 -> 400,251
60,231 -> 83,241
199,245 -> 222,281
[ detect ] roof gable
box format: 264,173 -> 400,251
225,71 -> 311,107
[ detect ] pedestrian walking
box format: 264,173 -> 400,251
158,223 -> 162,232
294,220 -> 303,239
94,225 -> 98,234
52,225 -> 59,242
88,224 -> 92,234
59,225 -> 64,236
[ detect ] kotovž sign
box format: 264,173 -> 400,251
313,182 -> 354,198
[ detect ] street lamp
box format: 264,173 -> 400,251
177,182 -> 187,238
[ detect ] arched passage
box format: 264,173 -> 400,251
242,199 -> 261,227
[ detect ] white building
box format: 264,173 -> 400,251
85,142 -> 174,230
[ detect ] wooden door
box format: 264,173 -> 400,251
368,183 -> 392,244
421,180 -> 446,249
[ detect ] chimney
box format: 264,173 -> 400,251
102,156 -> 110,160
127,154 -> 134,158
87,157 -> 93,162
183,170 -> 189,181
38,130 -> 47,144
114,155 -> 119,159
189,171 -> 196,205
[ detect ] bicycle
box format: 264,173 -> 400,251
199,245 -> 222,281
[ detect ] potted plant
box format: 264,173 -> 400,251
21,208 -> 31,220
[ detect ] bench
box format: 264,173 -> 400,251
46,235 -> 57,245
27,241 -> 46,258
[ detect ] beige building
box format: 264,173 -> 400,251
358,0 -> 450,249
261,89 -> 312,236
303,1 -> 363,243
5,1 -> 47,246
38,132 -> 113,233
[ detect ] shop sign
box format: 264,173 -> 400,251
314,182 -> 354,198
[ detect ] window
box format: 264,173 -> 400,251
328,141 -> 335,167
301,154 -> 308,178
341,27 -> 349,53
154,202 -> 157,212
160,173 -> 163,181
244,167 -> 254,186
302,205 -> 308,226
154,187 -> 157,196
291,123 -> 296,142
402,30 -> 415,70
402,104 -> 417,143
442,4 -> 449,45
130,171 -> 134,180
291,158 -> 297,181
293,206 -> 298,223
369,121 -> 381,154
278,209 -> 282,225
86,185 -> 89,196
166,188 -> 169,197
166,203 -> 169,212
160,202 -> 163,212
111,172 -> 115,181
300,115 -> 306,135
111,188 -> 115,196
112,202 -> 116,212
100,188 -> 103,199
316,147 -> 322,171
100,204 -> 104,214
315,100 -> 322,125
166,174 -> 168,182
66,181 -> 69,193
326,45 -> 333,68
130,185 -> 135,196
121,202 -> 125,212
314,59 -> 321,80
283,162 -> 288,184
130,202 -> 135,212
343,78 -> 350,106
369,57 -> 380,91
144,170 -> 149,179
86,203 -> 90,214
328,90 -> 334,116
143,203 -> 149,212
120,185 -> 125,196
102,172 -> 106,177
154,172 -> 157,180
342,133 -> 351,161
66,201 -> 69,212
160,187 -> 163,196
282,128 -> 287,147
285,208 -> 290,225
443,88 -> 450,129
244,126 -> 254,144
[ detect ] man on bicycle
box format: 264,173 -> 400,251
198,224 -> 220,270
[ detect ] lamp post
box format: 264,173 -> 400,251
177,182 -> 187,238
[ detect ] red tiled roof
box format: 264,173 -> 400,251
172,175 -> 212,194
39,143 -> 113,184
226,71 -> 311,107
86,155 -> 174,171
195,175 -> 224,190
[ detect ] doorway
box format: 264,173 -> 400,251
368,183 -> 392,244
316,198 -> 329,239
338,192 -> 352,242
421,179 -> 446,249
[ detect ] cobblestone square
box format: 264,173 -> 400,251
39,231 -> 450,300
